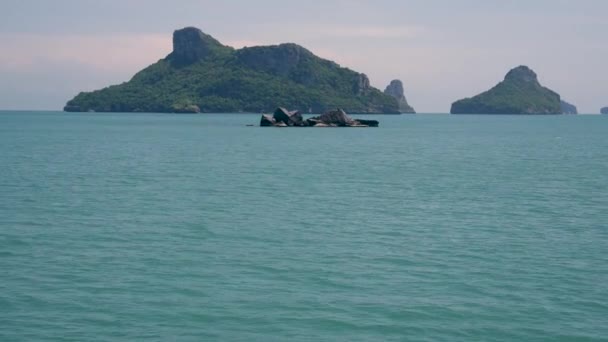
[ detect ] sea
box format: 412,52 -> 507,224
1,111 -> 607,341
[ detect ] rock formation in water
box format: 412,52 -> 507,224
260,108 -> 378,127
450,66 -> 562,114
560,100 -> 578,115
64,27 -> 400,114
601,107 -> 608,115
384,80 -> 415,113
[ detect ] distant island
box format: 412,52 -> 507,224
384,80 -> 415,113
601,107 -> 608,115
450,66 -> 567,115
64,27 -> 404,114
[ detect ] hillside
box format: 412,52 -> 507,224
64,27 -> 400,114
450,66 -> 562,114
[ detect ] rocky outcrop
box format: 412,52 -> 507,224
237,43 -> 315,78
260,108 -> 378,127
451,66 -> 562,114
260,107 -> 304,126
601,107 -> 608,115
169,27 -> 231,66
560,100 -> 578,115
384,80 -> 415,113
353,74 -> 371,95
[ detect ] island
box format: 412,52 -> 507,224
450,66 -> 563,114
64,27 -> 401,114
601,107 -> 608,115
260,108 -> 378,127
384,80 -> 415,113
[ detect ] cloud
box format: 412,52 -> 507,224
0,33 -> 171,73
317,25 -> 427,39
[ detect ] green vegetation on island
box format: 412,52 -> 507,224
601,107 -> 608,115
450,66 -> 563,114
64,27 -> 400,114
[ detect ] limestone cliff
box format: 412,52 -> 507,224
384,80 -> 415,113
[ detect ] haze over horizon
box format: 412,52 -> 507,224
0,0 -> 606,113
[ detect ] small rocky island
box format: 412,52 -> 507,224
261,108 -> 379,127
451,66 -> 564,115
601,107 -> 608,115
384,80 -> 415,113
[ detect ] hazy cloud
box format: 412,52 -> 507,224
0,33 -> 170,72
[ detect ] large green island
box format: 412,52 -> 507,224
450,66 -> 568,115
64,27 -> 403,114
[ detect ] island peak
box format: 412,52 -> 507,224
451,65 -> 562,115
504,65 -> 539,84
384,79 -> 415,113
169,27 -> 231,66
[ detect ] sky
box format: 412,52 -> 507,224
0,0 -> 606,113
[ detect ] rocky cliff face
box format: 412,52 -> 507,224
353,74 -> 371,95
169,27 -> 230,66
383,80 -> 415,113
601,107 -> 608,115
560,100 -> 578,115
451,66 -> 562,114
237,43 -> 315,78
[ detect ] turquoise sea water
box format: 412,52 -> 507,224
1,111 -> 607,341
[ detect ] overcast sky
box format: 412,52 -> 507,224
0,0 -> 606,113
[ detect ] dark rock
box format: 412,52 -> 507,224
384,79 -> 415,113
260,114 -> 276,126
273,107 -> 303,126
560,100 -> 578,115
305,118 -> 322,126
311,109 -> 355,126
261,108 -> 379,127
601,107 -> 608,115
356,119 -> 379,127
